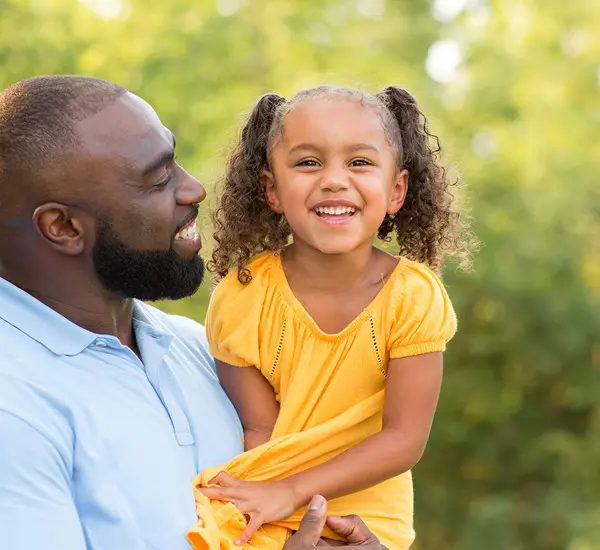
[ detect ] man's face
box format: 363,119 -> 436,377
92,215 -> 205,301
75,93 -> 207,300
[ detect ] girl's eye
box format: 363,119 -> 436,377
350,158 -> 372,167
297,159 -> 320,167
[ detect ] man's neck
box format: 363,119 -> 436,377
2,268 -> 137,349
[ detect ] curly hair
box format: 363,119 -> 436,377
209,85 -> 473,284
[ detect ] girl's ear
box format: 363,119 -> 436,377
387,168 -> 409,215
261,168 -> 284,214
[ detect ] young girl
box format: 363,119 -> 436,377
187,85 -> 470,550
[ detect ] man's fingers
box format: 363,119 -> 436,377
235,515 -> 263,546
291,495 -> 327,547
325,515 -> 380,545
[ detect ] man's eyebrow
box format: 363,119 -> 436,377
140,132 -> 177,177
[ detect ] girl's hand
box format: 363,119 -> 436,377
199,471 -> 305,546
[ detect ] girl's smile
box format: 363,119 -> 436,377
312,199 -> 359,226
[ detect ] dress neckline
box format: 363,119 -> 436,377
271,252 -> 406,341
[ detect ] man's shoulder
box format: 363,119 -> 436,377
0,316 -> 52,372
0,326 -> 74,454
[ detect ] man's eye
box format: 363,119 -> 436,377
153,175 -> 171,190
152,158 -> 177,190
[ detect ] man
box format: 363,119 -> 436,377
0,75 -> 385,549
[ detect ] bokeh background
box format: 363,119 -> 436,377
2,0 -> 599,548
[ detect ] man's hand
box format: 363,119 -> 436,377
283,496 -> 387,549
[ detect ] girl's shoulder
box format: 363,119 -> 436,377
210,251 -> 280,307
387,257 -> 448,298
205,252 -> 282,367
382,258 -> 457,355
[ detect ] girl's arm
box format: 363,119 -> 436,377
202,352 -> 443,545
285,351 -> 443,501
216,359 -> 279,451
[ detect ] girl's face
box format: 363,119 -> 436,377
263,98 -> 408,255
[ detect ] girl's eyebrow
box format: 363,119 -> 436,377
345,143 -> 380,153
288,143 -> 321,155
288,142 -> 380,155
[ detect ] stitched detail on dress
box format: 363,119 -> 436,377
270,317 -> 287,380
369,315 -> 385,377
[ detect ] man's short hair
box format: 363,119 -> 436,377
0,75 -> 127,194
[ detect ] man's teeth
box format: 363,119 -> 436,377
175,223 -> 198,240
314,206 -> 356,216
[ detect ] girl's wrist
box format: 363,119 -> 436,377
279,475 -> 312,510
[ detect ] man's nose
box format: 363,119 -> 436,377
176,169 -> 206,205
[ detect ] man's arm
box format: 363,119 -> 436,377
0,410 -> 87,550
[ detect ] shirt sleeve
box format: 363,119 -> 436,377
205,273 -> 263,368
388,262 -> 457,360
0,410 -> 87,550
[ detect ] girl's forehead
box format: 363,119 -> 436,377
279,98 -> 388,144
285,97 -> 381,122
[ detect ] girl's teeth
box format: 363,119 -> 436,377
315,206 -> 356,215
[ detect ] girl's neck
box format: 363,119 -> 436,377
281,242 -> 378,293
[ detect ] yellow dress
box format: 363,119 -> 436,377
187,252 -> 456,550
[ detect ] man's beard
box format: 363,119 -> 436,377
92,219 -> 205,301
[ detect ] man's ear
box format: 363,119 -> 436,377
387,168 -> 409,215
261,169 -> 284,214
32,203 -> 86,255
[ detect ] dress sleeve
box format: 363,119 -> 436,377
388,261 -> 457,360
205,272 -> 264,368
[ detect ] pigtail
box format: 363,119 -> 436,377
209,93 -> 289,284
376,86 -> 469,270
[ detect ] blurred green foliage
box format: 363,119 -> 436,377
1,0 -> 599,548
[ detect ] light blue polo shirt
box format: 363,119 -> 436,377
0,276 -> 243,550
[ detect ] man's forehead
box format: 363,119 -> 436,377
76,92 -> 173,167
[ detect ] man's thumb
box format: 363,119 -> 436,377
295,495 -> 327,544
326,514 -> 379,545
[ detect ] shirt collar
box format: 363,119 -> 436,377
0,277 -> 155,357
